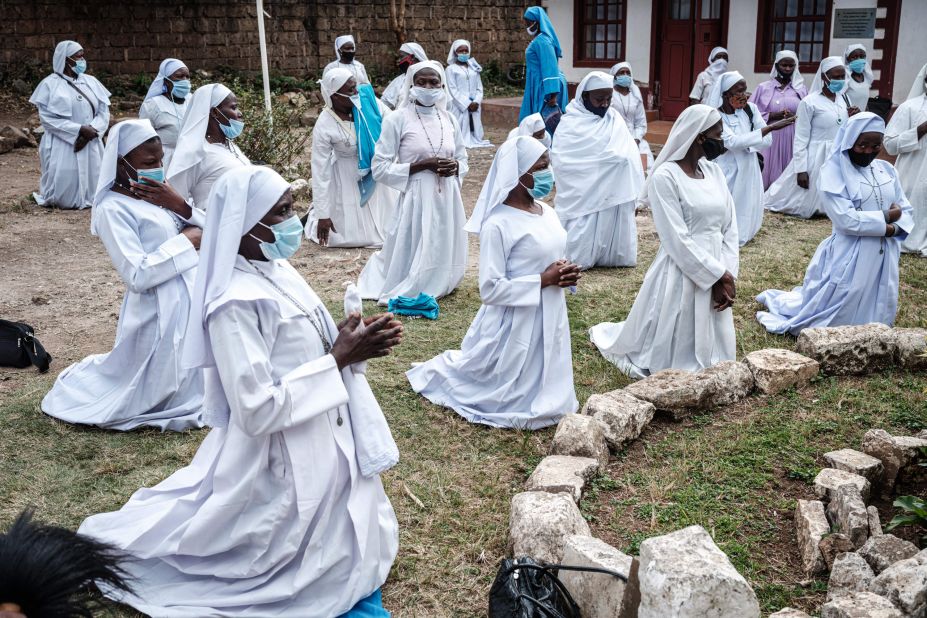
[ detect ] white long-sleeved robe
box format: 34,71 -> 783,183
357,104 -> 469,304
846,74 -> 872,111
305,106 -> 398,248
445,63 -> 492,148
610,89 -> 654,171
41,191 -> 205,431
30,73 -> 110,209
407,203 -> 578,429
380,74 -> 405,110
139,95 -> 189,168
765,92 -> 849,218
715,102 -> 772,245
757,160 -> 915,335
78,256 -> 398,617
884,94 -> 927,256
590,161 -> 739,379
167,140 -> 250,209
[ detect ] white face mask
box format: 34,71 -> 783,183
335,91 -> 362,109
711,58 -> 728,71
527,23 -> 539,36
411,86 -> 443,107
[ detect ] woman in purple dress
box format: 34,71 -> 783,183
749,50 -> 807,189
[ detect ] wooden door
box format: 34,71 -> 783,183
653,0 -> 727,120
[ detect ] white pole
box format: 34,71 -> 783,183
256,0 -> 272,117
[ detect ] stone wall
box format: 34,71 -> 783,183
1,0 -> 529,82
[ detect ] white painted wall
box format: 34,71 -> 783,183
895,0 -> 927,101
726,0 -> 766,89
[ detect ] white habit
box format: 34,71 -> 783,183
139,95 -> 188,169
445,40 -> 492,148
609,62 -> 654,172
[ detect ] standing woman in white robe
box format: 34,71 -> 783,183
551,71 -> 644,269
42,119 -> 205,431
78,166 -> 403,618
507,112 -> 551,147
408,137 -> 580,430
445,39 -> 492,148
306,69 -> 395,248
590,105 -> 739,379
138,58 -> 191,169
707,71 -> 794,246
689,47 -> 728,105
844,44 -> 873,113
610,62 -> 654,174
167,83 -> 250,209
381,42 -> 429,110
756,113 -> 914,336
884,63 -> 927,257
29,40 -> 110,209
765,57 -> 853,218
358,61 -> 469,305
323,34 -> 370,85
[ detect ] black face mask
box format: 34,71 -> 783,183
398,58 -> 413,74
848,149 -> 879,167
701,136 -> 727,160
340,52 -> 356,63
776,70 -> 792,83
582,97 -> 608,118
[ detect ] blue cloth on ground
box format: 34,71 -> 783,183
387,293 -> 440,320
339,588 -> 390,617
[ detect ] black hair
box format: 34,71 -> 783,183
0,510 -> 133,618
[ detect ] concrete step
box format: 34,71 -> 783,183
481,97 -> 522,129
644,120 -> 673,146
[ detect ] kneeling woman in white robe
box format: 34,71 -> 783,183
408,137 -> 580,429
756,113 -> 914,336
507,112 -> 551,148
42,120 -> 205,431
78,166 -> 403,617
590,105 -> 739,379
445,39 -> 492,148
306,69 -> 395,248
29,40 -> 111,209
551,71 -> 644,269
167,83 -> 250,209
358,61 -> 469,304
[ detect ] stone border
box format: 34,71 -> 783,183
506,323 -> 927,617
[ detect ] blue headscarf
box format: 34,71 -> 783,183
524,6 -> 562,59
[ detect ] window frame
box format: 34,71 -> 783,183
573,0 -> 628,68
754,0 -> 834,74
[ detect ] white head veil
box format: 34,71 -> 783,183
566,71 -> 616,117
506,113 -> 550,147
770,50 -> 804,89
447,39 -> 482,72
609,61 -> 643,104
400,42 -> 429,62
334,35 -> 356,61
320,67 -> 353,108
166,83 -> 233,182
705,46 -> 729,80
397,60 -> 451,110
640,104 -> 722,207
844,43 -> 874,83
52,40 -> 82,75
91,119 -> 159,233
810,56 -> 849,95
145,58 -> 187,100
907,63 -> 927,101
465,136 -> 547,234
820,111 -> 885,200
706,70 -> 745,109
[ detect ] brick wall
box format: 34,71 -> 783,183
1,0 -> 530,82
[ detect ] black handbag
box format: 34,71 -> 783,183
743,104 -> 765,172
488,556 -> 628,618
0,319 -> 52,372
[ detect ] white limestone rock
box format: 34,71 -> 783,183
820,533 -> 857,571
744,348 -> 819,395
559,535 -> 638,618
869,550 -> 927,617
814,468 -> 872,503
508,491 -> 592,563
795,499 -> 830,575
868,506 -> 883,537
638,525 -> 760,618
826,485 -> 871,549
769,609 -> 812,618
796,323 -> 896,376
824,448 -> 885,484
525,455 -> 600,503
583,390 -> 655,451
858,534 -> 919,574
821,591 -> 904,617
827,552 -> 875,602
889,327 -> 927,371
550,414 -> 610,467
623,368 -> 717,420
862,429 -> 927,498
699,360 -> 755,406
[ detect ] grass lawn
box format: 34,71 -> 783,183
2,186 -> 926,615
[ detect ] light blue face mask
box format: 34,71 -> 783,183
72,58 -> 87,75
166,77 -> 191,99
614,75 -> 633,88
215,108 -> 245,140
847,59 -> 867,74
826,78 -> 846,94
523,168 -> 555,199
249,214 -> 304,261
457,53 -> 470,63
121,157 -> 165,186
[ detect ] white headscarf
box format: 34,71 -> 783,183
609,61 -> 643,104
52,40 -> 82,75
770,50 -> 804,89
640,104 -> 722,207
506,113 -> 550,147
166,83 -> 233,182
30,40 -> 111,115
90,119 -> 159,233
397,60 -> 451,110
465,136 -> 547,234
320,67 -> 353,108
446,39 -> 482,72
844,43 -> 875,83
820,111 -> 885,200
183,166 -> 291,372
400,42 -> 429,62
706,70 -> 745,109
705,47 -> 729,80
334,34 -> 356,60
907,62 -> 927,101
145,58 -> 187,100
810,56 -> 848,96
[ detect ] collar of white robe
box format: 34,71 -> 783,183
166,83 -> 233,181
91,118 -> 159,234
819,111 -> 885,200
145,58 -> 187,101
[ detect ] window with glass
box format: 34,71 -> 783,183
574,0 -> 626,66
757,0 -> 832,71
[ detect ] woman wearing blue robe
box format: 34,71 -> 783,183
756,112 -> 915,336
519,6 -> 569,123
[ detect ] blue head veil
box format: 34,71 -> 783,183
524,6 -> 562,59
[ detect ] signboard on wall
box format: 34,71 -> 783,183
833,8 -> 877,38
